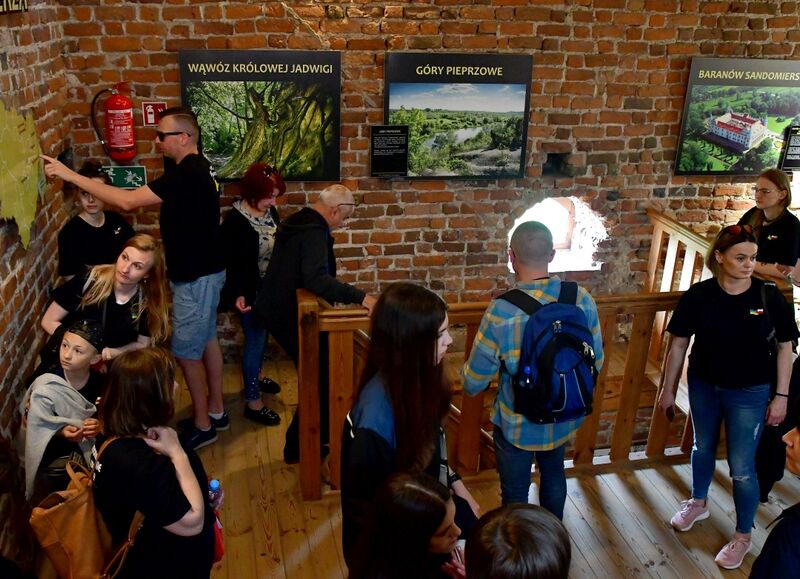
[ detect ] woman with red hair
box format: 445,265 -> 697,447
218,163 -> 285,426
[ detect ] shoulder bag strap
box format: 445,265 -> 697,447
760,282 -> 777,343
102,510 -> 145,579
437,426 -> 449,488
94,435 -> 145,578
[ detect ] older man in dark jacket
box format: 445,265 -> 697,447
256,184 -> 376,462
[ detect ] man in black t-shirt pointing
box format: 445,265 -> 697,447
42,107 -> 226,451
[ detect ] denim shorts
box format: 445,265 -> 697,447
170,270 -> 225,360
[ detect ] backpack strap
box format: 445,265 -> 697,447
558,281 -> 578,305
497,289 -> 543,374
498,288 -> 543,315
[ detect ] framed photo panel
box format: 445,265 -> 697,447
675,57 -> 800,176
180,50 -> 341,182
384,53 -> 532,179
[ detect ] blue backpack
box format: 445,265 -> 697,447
499,282 -> 598,424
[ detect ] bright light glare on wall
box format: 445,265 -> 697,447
508,197 -> 608,273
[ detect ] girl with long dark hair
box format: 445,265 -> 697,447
349,473 -> 463,579
340,282 -> 479,568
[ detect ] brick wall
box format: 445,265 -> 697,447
0,2 -> 73,566
1,0 -> 799,565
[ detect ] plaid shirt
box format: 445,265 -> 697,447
462,276 -> 604,451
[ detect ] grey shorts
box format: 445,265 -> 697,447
170,270 -> 225,360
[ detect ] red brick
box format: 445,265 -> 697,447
100,37 -> 141,52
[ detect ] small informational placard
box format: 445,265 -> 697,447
141,102 -> 168,127
779,126 -> 800,171
100,165 -> 147,190
370,125 -> 409,178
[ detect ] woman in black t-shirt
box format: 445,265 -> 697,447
92,348 -> 216,579
738,168 -> 800,279
658,224 -> 798,570
41,234 -> 170,363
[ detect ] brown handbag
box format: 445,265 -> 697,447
29,437 -> 144,579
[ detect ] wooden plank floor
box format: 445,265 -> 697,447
175,361 -> 800,579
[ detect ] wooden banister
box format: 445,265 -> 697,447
293,211 -> 795,499
297,289 -> 322,500
296,290 -> 691,499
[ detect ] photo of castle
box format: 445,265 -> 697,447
706,109 -> 770,151
675,84 -> 800,175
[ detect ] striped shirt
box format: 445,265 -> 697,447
462,276 -> 604,451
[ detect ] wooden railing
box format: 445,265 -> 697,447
294,211 -> 794,499
296,289 -> 692,500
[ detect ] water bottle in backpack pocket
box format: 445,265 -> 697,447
499,282 -> 598,424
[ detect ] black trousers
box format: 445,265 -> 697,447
755,357 -> 800,500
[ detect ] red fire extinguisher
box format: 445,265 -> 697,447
91,82 -> 137,164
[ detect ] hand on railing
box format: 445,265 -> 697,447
362,294 -> 377,315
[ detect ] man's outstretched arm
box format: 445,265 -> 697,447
41,154 -> 161,211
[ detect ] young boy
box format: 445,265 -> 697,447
21,319 -> 105,503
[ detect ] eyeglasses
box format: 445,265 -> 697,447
751,187 -> 779,195
336,202 -> 359,209
721,224 -> 753,236
155,131 -> 190,141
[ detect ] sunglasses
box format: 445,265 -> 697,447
721,224 -> 753,236
155,131 -> 190,141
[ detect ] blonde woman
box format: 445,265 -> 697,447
42,233 -> 170,362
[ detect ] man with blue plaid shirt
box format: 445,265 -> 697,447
462,221 -> 604,519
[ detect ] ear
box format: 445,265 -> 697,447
714,249 -> 723,264
90,352 -> 102,366
548,249 -> 556,263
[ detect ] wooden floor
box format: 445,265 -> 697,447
178,361 -> 800,579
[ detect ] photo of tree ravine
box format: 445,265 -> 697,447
676,85 -> 800,176
387,83 -> 527,178
185,80 -> 339,181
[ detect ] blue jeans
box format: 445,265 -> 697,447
688,371 -> 770,534
493,427 -> 567,519
240,310 -> 267,402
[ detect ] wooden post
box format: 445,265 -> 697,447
297,290 -> 321,501
610,311 -> 656,462
328,330 -> 354,490
573,313 -> 616,464
455,321 -> 483,474
645,333 -> 676,458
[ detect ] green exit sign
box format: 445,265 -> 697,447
99,165 -> 147,190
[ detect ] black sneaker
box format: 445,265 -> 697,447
244,406 -> 281,426
176,412 -> 230,432
182,426 -> 218,451
258,377 -> 281,394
